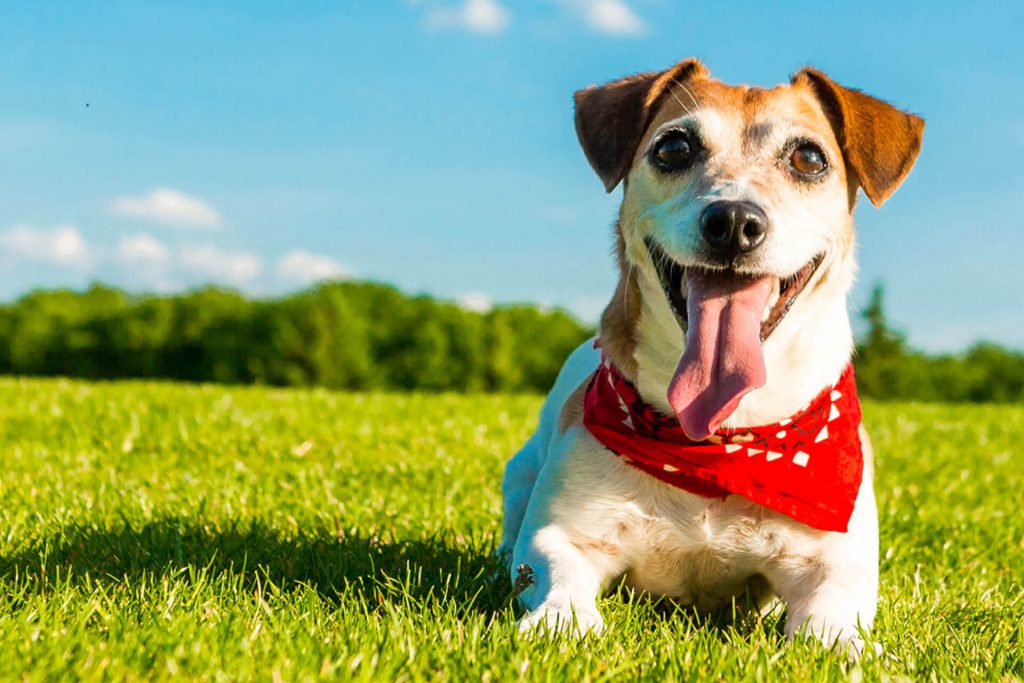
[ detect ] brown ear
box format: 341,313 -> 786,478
795,68 -> 924,207
574,58 -> 709,192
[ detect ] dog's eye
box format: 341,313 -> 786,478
651,131 -> 697,172
789,143 -> 828,177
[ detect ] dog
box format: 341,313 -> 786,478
498,59 -> 923,653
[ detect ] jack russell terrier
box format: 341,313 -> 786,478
499,59 -> 923,653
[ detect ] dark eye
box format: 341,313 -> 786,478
651,131 -> 697,172
789,142 -> 828,177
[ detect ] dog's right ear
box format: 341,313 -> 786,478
574,59 -> 709,192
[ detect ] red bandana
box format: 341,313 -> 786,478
583,357 -> 864,532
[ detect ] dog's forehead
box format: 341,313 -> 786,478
640,78 -> 837,155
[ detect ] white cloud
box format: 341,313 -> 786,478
560,0 -> 646,36
277,249 -> 351,284
109,187 -> 223,229
0,224 -> 90,267
118,233 -> 170,265
426,0 -> 511,34
116,233 -> 176,291
180,244 -> 262,286
458,292 -> 493,313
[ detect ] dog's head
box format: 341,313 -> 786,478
576,59 -> 923,440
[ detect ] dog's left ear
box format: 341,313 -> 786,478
794,68 -> 925,207
575,58 -> 709,192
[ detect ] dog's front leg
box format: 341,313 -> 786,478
776,558 -> 878,655
511,443 -> 627,639
771,480 -> 880,655
512,520 -> 621,637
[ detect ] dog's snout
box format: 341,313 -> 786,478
700,201 -> 769,260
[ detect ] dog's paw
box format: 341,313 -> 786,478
786,619 -> 880,659
836,635 -> 883,660
517,605 -> 604,639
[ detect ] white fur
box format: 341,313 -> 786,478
499,95 -> 880,654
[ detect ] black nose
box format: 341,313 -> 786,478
699,200 -> 769,261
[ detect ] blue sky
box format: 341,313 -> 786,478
1,1 -> 1021,351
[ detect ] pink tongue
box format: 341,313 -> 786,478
668,271 -> 775,441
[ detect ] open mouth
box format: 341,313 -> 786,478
645,237 -> 825,441
645,238 -> 824,341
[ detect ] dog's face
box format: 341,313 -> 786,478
575,60 -> 923,439
626,78 -> 847,296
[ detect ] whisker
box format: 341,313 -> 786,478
663,85 -> 690,113
667,76 -> 700,112
616,215 -> 646,321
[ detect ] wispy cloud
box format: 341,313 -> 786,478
180,244 -> 262,287
0,224 -> 91,267
277,249 -> 350,285
115,233 -> 180,292
457,292 -> 493,313
108,187 -> 223,229
558,0 -> 646,36
425,0 -> 511,34
118,233 -> 170,266
1,220 -> 356,294
118,237 -> 349,292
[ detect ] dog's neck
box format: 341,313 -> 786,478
600,232 -> 856,428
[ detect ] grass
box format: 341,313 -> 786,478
0,377 -> 1020,682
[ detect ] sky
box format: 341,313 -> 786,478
1,1 -> 1022,352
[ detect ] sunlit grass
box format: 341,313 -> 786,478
0,377 -> 1020,681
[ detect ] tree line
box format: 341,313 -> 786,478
853,285 -> 1024,403
0,282 -> 590,393
0,281 -> 1019,402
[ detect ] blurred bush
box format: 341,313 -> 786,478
854,284 -> 1024,403
0,282 -> 592,393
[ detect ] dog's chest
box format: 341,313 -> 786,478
558,438 -> 803,605
622,496 -> 783,603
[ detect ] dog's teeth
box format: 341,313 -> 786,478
761,280 -> 781,323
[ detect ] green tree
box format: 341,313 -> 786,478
855,284 -> 913,399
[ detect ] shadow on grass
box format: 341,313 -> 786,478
605,577 -> 787,643
0,519 -> 786,639
0,518 -> 511,616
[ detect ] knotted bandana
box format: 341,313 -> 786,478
583,356 -> 864,532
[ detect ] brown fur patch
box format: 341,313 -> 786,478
574,538 -> 622,558
574,59 -> 708,192
597,226 -> 641,380
742,121 -> 775,154
629,76 -> 847,176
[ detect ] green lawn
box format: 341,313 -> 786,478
0,377 -> 1020,681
